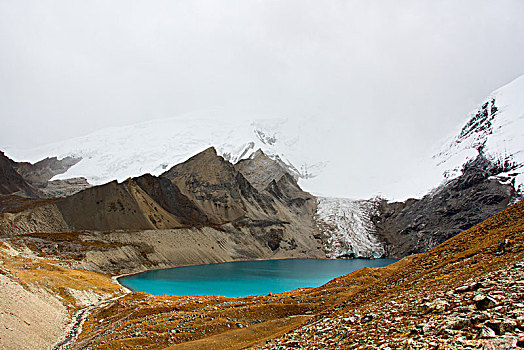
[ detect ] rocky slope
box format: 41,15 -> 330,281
0,147 -> 324,275
0,151 -> 89,198
0,240 -> 125,350
256,199 -> 524,350
52,194 -> 523,349
371,153 -> 516,257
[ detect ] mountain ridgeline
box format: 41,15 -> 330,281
0,147 -> 325,271
0,145 -> 520,261
53,147 -> 312,231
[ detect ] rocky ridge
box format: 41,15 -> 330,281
0,146 -> 324,276
371,153 -> 517,258
0,151 -> 89,198
0,151 -> 40,197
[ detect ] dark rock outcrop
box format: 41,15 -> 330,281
13,156 -> 81,186
372,154 -> 516,257
0,151 -> 88,198
162,147 -> 282,224
133,173 -> 209,226
0,151 -> 40,197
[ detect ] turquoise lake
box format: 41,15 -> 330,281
118,258 -> 398,297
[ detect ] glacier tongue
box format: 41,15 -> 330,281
315,197 -> 385,259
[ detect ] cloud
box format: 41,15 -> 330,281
1,0 -> 523,197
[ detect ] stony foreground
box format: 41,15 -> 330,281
260,262 -> 524,349
65,201 -> 523,349
257,200 -> 524,350
0,200 -> 522,349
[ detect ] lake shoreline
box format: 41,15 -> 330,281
117,258 -> 398,297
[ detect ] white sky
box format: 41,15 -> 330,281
1,0 -> 524,198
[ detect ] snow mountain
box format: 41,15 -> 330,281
315,74 -> 524,258
6,115 -> 326,189
434,74 -> 524,194
3,75 -> 522,260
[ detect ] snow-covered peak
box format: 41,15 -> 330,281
434,74 -> 524,193
5,114 -> 326,187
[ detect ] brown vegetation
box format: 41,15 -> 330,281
71,200 -> 523,349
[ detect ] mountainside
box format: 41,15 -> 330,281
371,154 -> 516,257
0,151 -> 39,197
0,147 -> 324,266
318,76 -> 523,258
162,147 -> 277,224
369,76 -> 524,257
435,74 -> 524,194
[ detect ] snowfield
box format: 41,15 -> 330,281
434,74 -> 524,194
6,114 -> 326,188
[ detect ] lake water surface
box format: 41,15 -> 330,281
119,258 -> 397,297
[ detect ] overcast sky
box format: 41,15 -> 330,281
1,0 -> 524,197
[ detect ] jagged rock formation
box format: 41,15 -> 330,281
0,151 -> 40,197
162,147 -> 279,224
13,156 -> 81,186
0,152 -> 88,198
0,147 -> 324,269
235,149 -> 298,190
372,151 -> 516,258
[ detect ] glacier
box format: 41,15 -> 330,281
5,114 -> 326,189
315,197 -> 384,259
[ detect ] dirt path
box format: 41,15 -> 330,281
53,294 -> 127,350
